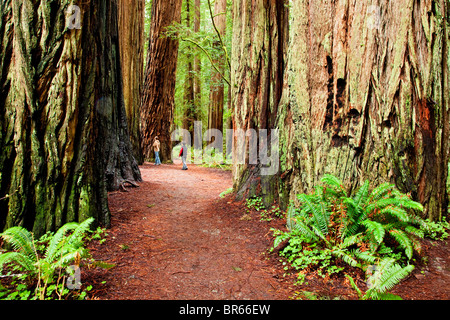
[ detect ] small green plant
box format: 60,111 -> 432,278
246,197 -> 265,211
345,258 -> 413,300
87,226 -> 109,245
219,188 -> 233,198
246,197 -> 285,222
0,218 -> 94,300
272,174 -> 431,299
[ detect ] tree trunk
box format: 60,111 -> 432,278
231,0 -> 288,206
140,0 -> 183,162
193,0 -> 202,149
0,0 -> 141,236
207,0 -> 227,139
183,0 -> 196,143
118,0 -> 145,163
232,0 -> 449,221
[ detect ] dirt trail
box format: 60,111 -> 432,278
87,163 -> 293,300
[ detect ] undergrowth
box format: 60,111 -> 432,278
0,219 -> 110,300
271,174 -> 449,300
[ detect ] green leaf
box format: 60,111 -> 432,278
364,258 -> 414,300
321,174 -> 346,194
388,229 -> 413,260
0,227 -> 37,263
362,220 -> 385,244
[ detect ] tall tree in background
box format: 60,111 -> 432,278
182,0 -> 203,146
207,0 -> 227,137
182,0 -> 196,142
232,0 -> 449,221
118,0 -> 145,163
141,0 -> 183,161
193,0 -> 203,146
0,0 -> 141,236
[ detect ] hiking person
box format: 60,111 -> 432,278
153,136 -> 162,166
179,142 -> 188,170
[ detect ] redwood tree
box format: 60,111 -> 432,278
0,0 -> 141,236
231,0 -> 449,221
140,0 -> 183,161
118,0 -> 145,163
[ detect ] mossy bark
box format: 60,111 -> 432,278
0,0 -> 141,236
232,0 -> 449,220
231,0 -> 288,207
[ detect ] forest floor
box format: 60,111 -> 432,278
85,163 -> 450,300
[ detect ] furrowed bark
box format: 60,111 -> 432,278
232,0 -> 449,220
231,0 -> 288,207
0,0 -> 141,236
118,0 -> 145,163
140,0 -> 183,162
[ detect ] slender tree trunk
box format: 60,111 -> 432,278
207,0 -> 227,138
183,0 -> 195,143
232,0 -> 449,221
0,0 -> 141,236
118,0 -> 145,163
193,0 -> 202,148
141,0 -> 183,162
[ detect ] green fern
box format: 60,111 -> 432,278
0,218 -> 94,299
388,229 -> 413,260
362,220 -> 385,245
275,174 -> 427,293
364,258 -> 414,300
321,174 -> 346,195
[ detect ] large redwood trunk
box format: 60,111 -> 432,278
0,0 -> 141,236
118,0 -> 145,163
140,0 -> 183,162
231,0 -> 449,220
231,0 -> 288,206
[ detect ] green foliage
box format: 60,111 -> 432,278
246,197 -> 285,222
272,174 -> 435,299
0,218 -> 94,300
219,188 -> 233,198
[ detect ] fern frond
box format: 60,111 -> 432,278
354,180 -> 370,208
368,183 -> 396,202
345,274 -> 363,298
340,233 -> 362,249
45,218 -> 94,263
362,220 -> 385,245
388,229 -> 413,260
332,249 -> 359,267
298,194 -> 329,236
354,250 -> 377,264
380,206 -> 409,223
321,174 -> 346,194
0,227 -> 37,263
289,217 -> 318,242
0,252 -> 35,272
364,258 -> 414,300
45,222 -> 79,263
66,218 -> 94,248
404,225 -> 424,239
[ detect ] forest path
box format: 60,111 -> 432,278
88,163 -> 293,300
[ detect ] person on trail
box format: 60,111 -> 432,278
179,142 -> 188,170
153,136 -> 162,166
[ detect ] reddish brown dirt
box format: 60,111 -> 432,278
85,163 -> 450,300
86,163 -> 295,300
